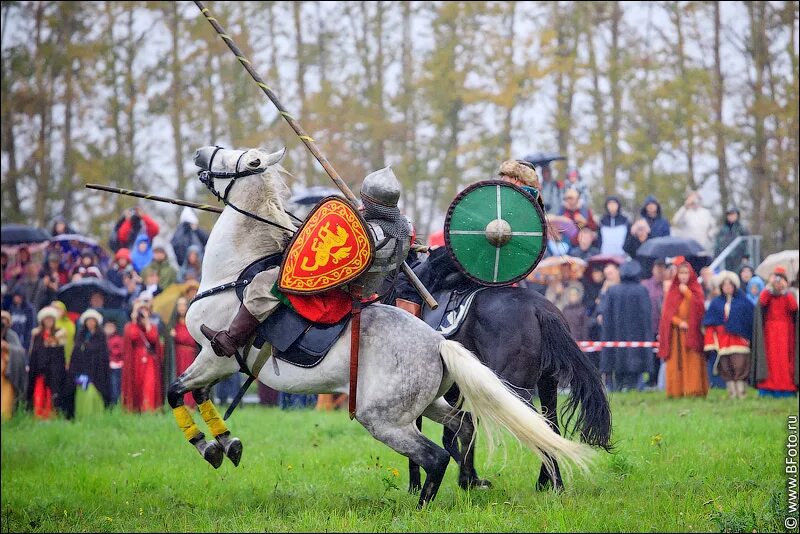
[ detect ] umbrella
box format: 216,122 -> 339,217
522,152 -> 566,168
56,278 -> 128,314
152,281 -> 200,320
756,250 -> 800,282
545,215 -> 579,241
636,236 -> 707,258
51,234 -> 100,248
532,255 -> 587,280
1,224 -> 52,245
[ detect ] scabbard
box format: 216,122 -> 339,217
348,291 -> 363,419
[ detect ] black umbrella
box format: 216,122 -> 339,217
1,224 -> 52,245
636,236 -> 707,259
522,152 -> 566,168
56,277 -> 128,314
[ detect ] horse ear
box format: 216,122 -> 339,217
261,147 -> 286,167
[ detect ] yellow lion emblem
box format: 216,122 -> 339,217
300,222 -> 352,272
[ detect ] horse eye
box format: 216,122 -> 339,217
248,159 -> 261,168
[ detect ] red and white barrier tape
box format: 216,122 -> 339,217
576,341 -> 659,353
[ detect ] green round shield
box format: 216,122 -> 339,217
444,180 -> 546,286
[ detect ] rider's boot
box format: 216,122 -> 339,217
395,298 -> 421,318
200,303 -> 261,357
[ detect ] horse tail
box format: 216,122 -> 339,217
536,309 -> 613,452
438,339 -> 594,477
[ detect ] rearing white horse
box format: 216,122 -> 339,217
168,146 -> 595,507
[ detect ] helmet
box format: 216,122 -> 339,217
360,167 -> 401,208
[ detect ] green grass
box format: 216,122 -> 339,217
1,390 -> 797,532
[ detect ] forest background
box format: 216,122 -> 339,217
1,1 -> 797,254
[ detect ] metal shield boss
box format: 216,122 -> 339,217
444,180 -> 546,286
279,197 -> 375,294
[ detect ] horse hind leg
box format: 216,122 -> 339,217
167,378 -> 225,469
193,386 -> 243,467
408,417 -> 423,494
361,419 -> 450,508
535,373 -> 564,492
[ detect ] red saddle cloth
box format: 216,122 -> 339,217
284,288 -> 353,324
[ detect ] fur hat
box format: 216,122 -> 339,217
37,306 -> 59,324
498,160 -> 540,188
79,308 -> 104,327
714,270 -> 740,290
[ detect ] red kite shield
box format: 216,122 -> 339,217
279,196 -> 374,294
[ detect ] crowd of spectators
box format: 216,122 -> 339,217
0,205 -> 314,422
527,162 -> 798,400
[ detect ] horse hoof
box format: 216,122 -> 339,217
224,437 -> 243,467
459,477 -> 492,490
408,482 -> 421,494
200,441 -> 224,469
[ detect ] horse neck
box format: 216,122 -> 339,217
200,173 -> 293,286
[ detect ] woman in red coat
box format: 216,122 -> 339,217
170,297 -> 199,408
755,266 -> 798,396
122,300 -> 163,412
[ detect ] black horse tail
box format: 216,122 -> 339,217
536,308 -> 613,452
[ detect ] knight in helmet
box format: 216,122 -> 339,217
394,159 -> 541,318
200,166 -> 411,358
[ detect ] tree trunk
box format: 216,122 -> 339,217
608,1 -> 622,193
747,1 -> 769,239
170,2 -> 187,199
34,2 -> 51,227
712,1 -> 731,212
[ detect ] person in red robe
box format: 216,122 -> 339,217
26,306 -> 68,419
753,266 -> 798,397
121,300 -> 163,412
169,297 -> 198,408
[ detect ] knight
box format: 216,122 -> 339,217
200,166 -> 411,358
394,159 -> 542,318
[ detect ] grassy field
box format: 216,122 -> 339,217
1,390 -> 797,533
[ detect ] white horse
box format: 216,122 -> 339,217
168,146 -> 595,507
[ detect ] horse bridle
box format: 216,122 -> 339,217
198,146 -> 298,233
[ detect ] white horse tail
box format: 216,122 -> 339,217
438,339 -> 594,477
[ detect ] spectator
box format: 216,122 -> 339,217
51,301 -> 76,368
702,271 -> 754,400
583,266 -> 605,342
751,266 -> 798,398
110,206 -> 160,252
169,297 -> 198,408
545,263 -> 583,311
104,321 -> 124,405
26,306 -> 69,419
70,250 -> 97,280
564,168 -> 589,205
623,218 -> 651,258
88,291 -> 127,334
671,191 -> 717,254
657,257 -> 708,398
5,287 -> 36,352
714,206 -> 749,271
215,373 -> 241,407
130,234 -> 154,274
4,246 -> 37,284
178,245 -> 203,283
699,267 -> 719,305
142,271 -> 163,299
639,195 -> 670,238
599,260 -> 652,392
641,258 -> 667,388
568,228 -> 600,261
121,299 -> 163,412
538,162 -> 564,214
558,188 -> 598,245
745,272 -> 766,306
0,251 -> 8,283
1,310 -> 27,420
122,271 -> 144,312
50,216 -> 76,237
69,309 -> 112,419
279,391 -> 318,410
10,262 -> 48,311
107,248 -> 134,289
593,263 -> 621,339
141,245 -> 177,289
597,196 -> 630,257
41,251 -> 69,286
171,207 -> 209,267
562,285 -> 589,342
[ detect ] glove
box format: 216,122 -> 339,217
76,374 -> 90,391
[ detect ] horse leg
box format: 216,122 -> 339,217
167,377 -> 224,469
361,419 -> 450,509
535,373 -> 564,491
193,386 -> 244,467
408,417 -> 423,494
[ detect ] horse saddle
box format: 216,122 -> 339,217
253,305 -> 349,368
421,286 -> 486,338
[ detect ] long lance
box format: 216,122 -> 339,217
85,183 -> 223,214
193,0 -> 437,310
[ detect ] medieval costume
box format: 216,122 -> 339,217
750,266 -> 798,397
599,260 -> 652,392
69,309 -> 112,418
658,258 -> 708,398
51,301 -> 75,368
1,311 -> 27,420
702,271 -> 753,399
26,306 -> 69,419
122,301 -> 163,412
169,298 -> 199,407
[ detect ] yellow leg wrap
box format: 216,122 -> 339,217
199,400 -> 228,437
173,406 -> 201,441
